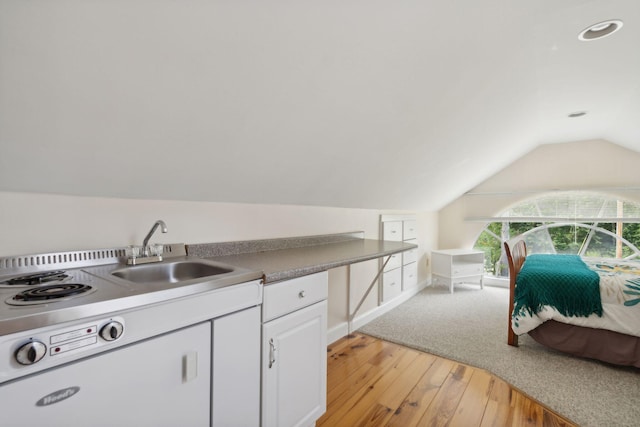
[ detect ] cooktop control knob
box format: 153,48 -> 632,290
15,341 -> 47,365
100,321 -> 124,341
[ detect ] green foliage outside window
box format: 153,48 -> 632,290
474,222 -> 640,277
473,194 -> 640,277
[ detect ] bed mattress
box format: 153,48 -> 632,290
512,257 -> 640,338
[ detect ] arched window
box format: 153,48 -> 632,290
473,192 -> 640,277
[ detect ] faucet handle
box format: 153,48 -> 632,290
126,245 -> 142,259
149,244 -> 164,257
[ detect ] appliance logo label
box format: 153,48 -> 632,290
36,386 -> 80,407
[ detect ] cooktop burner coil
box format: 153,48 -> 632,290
6,284 -> 96,306
1,270 -> 70,286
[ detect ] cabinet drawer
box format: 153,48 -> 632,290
452,263 -> 484,277
383,253 -> 402,272
263,272 -> 328,322
402,262 -> 418,289
403,248 -> 418,265
381,269 -> 402,303
403,220 -> 417,240
383,221 -> 403,241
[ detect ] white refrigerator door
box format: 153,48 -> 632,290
0,322 -> 211,427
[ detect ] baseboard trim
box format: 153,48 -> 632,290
327,279 -> 431,345
483,276 -> 508,288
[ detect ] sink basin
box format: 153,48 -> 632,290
111,260 -> 233,284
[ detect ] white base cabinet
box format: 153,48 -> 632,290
0,323 -> 212,427
262,272 -> 328,427
212,306 -> 261,427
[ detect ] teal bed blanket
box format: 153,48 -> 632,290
514,254 -> 602,318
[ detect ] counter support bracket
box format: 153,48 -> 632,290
348,255 -> 391,334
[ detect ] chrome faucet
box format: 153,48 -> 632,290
142,220 -> 168,256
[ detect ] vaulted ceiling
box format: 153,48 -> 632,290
1,0 -> 638,211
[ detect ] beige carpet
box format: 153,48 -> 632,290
359,284 -> 640,427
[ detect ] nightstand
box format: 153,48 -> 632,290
431,249 -> 484,293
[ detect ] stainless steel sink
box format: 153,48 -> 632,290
111,260 -> 233,284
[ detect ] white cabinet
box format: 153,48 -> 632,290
212,306 -> 261,427
0,323 -> 212,427
403,261 -> 418,289
381,267 -> 402,302
431,249 -> 484,293
380,215 -> 419,302
262,272 -> 328,427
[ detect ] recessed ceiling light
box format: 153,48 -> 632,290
578,19 -> 623,41
568,111 -> 587,118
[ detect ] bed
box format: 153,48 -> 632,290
504,240 -> 640,368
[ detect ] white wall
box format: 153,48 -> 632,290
0,191 -> 437,335
438,140 -> 640,249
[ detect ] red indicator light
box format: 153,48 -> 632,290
55,347 -> 61,353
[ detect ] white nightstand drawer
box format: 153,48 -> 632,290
452,263 -> 484,277
262,272 -> 328,322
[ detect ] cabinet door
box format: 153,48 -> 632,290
212,306 -> 260,427
262,301 -> 327,427
0,323 -> 211,427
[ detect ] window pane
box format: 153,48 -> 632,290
522,230 -> 555,254
546,225 -> 589,254
472,193 -> 640,276
473,227 -> 500,275
583,229 -> 617,258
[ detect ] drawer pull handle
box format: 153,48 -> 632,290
298,290 -> 306,298
268,338 -> 276,368
183,351 -> 198,383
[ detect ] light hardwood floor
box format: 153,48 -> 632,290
319,333 -> 577,427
